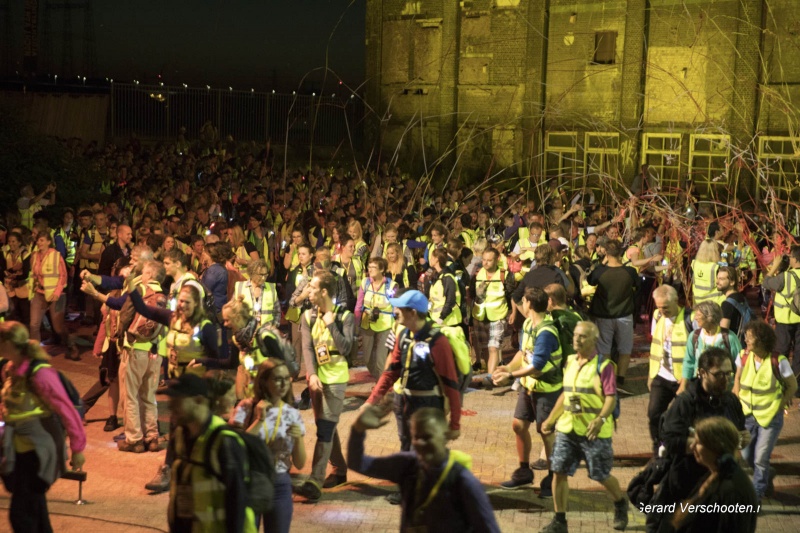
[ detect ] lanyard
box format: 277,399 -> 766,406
413,454 -> 456,520
267,402 -> 284,443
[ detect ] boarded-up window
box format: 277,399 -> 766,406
593,31 -> 617,64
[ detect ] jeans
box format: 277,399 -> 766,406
260,472 -> 292,533
742,410 -> 784,498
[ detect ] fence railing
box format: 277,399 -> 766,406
110,83 -> 364,148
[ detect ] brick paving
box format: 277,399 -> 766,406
2,324 -> 799,532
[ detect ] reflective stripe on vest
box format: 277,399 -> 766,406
774,269 -> 800,324
234,281 -> 278,327
556,355 -> 615,438
360,278 -> 397,331
30,249 -> 62,302
649,308 -> 688,379
167,318 -> 213,367
520,317 -> 563,393
739,352 -> 786,427
1,362 -> 52,423
692,260 -> 723,305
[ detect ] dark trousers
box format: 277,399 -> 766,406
647,375 -> 679,455
775,322 -> 800,375
8,451 -> 53,533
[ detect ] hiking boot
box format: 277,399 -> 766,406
295,480 -> 322,502
385,492 -> 402,505
613,498 -> 629,530
118,440 -> 146,453
539,473 -> 553,499
531,458 -> 549,470
500,467 -> 533,490
540,517 -> 568,533
103,415 -> 120,432
322,473 -> 347,489
146,439 -> 163,452
145,465 -> 171,493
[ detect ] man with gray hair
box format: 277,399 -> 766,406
677,300 -> 742,395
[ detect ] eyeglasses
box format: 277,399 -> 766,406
708,370 -> 734,380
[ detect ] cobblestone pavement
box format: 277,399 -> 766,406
2,323 -> 799,532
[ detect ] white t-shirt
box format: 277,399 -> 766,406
652,315 -> 678,382
233,402 -> 305,474
735,353 -> 793,379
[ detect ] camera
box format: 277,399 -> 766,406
370,307 -> 381,321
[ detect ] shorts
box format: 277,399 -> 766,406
488,320 -> 506,349
550,431 -> 614,481
594,315 -> 633,356
513,388 -> 561,432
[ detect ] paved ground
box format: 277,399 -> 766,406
2,322 -> 800,532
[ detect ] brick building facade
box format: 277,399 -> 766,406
365,0 -> 799,202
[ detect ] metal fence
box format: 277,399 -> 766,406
110,83 -> 364,148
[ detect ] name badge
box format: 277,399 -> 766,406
315,343 -> 331,365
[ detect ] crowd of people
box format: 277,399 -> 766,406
0,138 -> 796,532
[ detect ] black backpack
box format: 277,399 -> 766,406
201,425 -> 276,516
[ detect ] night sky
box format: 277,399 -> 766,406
6,0 -> 366,92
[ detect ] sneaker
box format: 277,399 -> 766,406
531,458 -> 549,470
539,473 -> 553,499
294,480 -> 322,502
145,465 -> 171,493
540,517 -> 568,533
385,492 -> 402,505
322,473 -> 347,489
613,498 -> 629,530
103,415 -> 120,432
500,467 -> 534,490
117,440 -> 146,453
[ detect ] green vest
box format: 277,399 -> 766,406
166,318 -> 214,376
520,317 -> 563,393
472,268 -> 508,322
691,260 -> 724,306
739,352 -> 787,427
774,269 -> 800,324
234,281 -> 278,327
429,272 -> 462,326
305,306 -> 351,385
360,277 -> 397,332
649,308 -> 688,380
556,354 -> 615,438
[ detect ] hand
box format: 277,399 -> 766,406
70,451 -> 85,471
354,402 -> 392,432
508,312 -> 516,325
541,420 -> 554,435
256,399 -> 273,420
287,423 -> 303,439
308,374 -> 322,393
676,380 -> 687,396
80,269 -> 92,281
80,281 -> 97,296
322,311 -> 335,326
784,396 -> 794,410
650,254 -> 663,264
586,417 -> 603,441
446,429 -> 460,441
492,368 -> 512,387
647,376 -> 653,391
187,359 -> 202,369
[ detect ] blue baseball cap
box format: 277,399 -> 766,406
388,290 -> 430,313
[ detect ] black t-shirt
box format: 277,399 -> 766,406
587,264 -> 640,318
720,291 -> 747,334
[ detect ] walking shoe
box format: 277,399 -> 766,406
385,492 -> 402,505
500,467 -> 533,489
613,498 -> 629,530
531,458 -> 549,470
294,480 -> 322,502
117,440 -> 146,453
322,473 -> 347,489
103,415 -> 120,432
146,439 -> 163,452
538,473 -> 553,499
540,517 -> 568,533
145,465 -> 171,493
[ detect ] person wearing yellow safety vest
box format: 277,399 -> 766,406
53,208 -> 77,270
0,321 -> 86,533
492,287 -> 562,497
334,237 -> 364,310
4,232 -> 31,326
348,405 -> 500,532
165,373 -> 257,533
245,214 -> 272,266
29,231 -> 78,359
648,284 -> 693,455
691,239 -> 724,307
281,227 -> 305,276
428,248 -> 462,327
385,242 -> 417,289
511,221 -> 545,264
117,260 -> 168,454
451,214 -> 476,251
227,225 -> 258,281
540,321 -> 629,533
762,245 -> 800,376
80,211 -> 111,325
733,320 -> 797,502
355,257 -> 398,379
233,259 -> 279,329
471,249 -> 512,376
423,223 -> 448,268
285,244 -> 315,377
17,183 -> 56,230
348,219 -> 370,266
295,270 -> 355,502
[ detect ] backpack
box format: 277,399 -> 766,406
306,306 -> 353,364
27,359 -> 85,420
724,295 -> 753,338
596,354 -> 620,424
447,265 -> 469,323
200,425 -> 276,516
437,325 -> 473,393
255,325 -> 300,377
